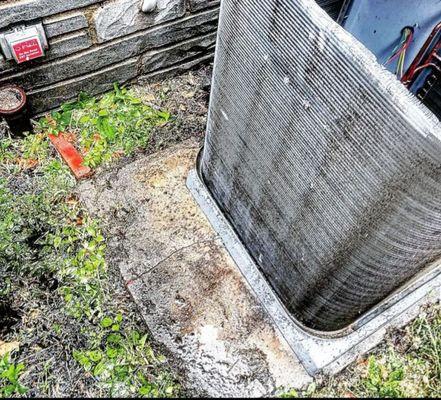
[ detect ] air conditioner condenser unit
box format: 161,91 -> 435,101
188,0 -> 441,374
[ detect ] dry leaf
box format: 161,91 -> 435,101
0,341 -> 20,357
17,158 -> 38,170
143,93 -> 156,102
66,195 -> 79,208
112,150 -> 125,159
46,116 -> 57,128
182,91 -> 195,98
64,132 -> 77,143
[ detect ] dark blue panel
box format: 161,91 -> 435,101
343,0 -> 441,74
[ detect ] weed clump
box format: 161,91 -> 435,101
38,84 -> 170,168
279,304 -> 440,398
0,354 -> 27,397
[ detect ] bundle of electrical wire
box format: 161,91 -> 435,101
386,27 -> 414,79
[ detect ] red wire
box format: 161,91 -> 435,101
402,22 -> 441,85
414,63 -> 441,73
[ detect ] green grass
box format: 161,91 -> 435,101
280,304 -> 440,398
0,354 -> 27,397
0,85 -> 177,397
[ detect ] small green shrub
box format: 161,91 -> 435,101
0,354 -> 27,397
37,84 -> 170,168
362,355 -> 405,397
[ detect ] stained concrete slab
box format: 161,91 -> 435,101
78,139 -> 312,397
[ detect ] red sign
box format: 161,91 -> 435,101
12,38 -> 43,63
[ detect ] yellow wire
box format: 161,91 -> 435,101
396,28 -> 411,79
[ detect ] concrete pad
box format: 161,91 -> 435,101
187,167 -> 441,376
79,139 -> 312,397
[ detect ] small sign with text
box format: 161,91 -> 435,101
12,37 -> 44,63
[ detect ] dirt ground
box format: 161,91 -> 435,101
131,66 -> 212,153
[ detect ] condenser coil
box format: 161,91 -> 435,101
197,0 -> 441,335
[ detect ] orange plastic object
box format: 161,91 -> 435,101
48,133 -> 91,180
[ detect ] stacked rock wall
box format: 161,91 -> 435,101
0,0 -> 219,114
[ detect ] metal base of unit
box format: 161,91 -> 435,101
187,166 -> 441,376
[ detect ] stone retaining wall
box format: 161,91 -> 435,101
0,0 -> 219,115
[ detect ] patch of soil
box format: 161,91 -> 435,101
131,64 -> 212,152
0,66 -> 212,397
0,86 -> 23,112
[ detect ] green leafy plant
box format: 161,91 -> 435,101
361,355 -> 405,397
279,388 -> 298,398
0,354 -> 27,397
37,84 -> 170,168
73,319 -> 177,397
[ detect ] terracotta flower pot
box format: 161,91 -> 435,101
0,84 -> 32,135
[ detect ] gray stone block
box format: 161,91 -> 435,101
28,57 -> 138,114
94,0 -> 186,43
140,32 -> 216,73
47,31 -> 93,61
139,52 -> 214,83
43,12 -> 89,38
189,0 -> 220,12
0,9 -> 219,90
0,0 -> 101,30
28,52 -> 213,115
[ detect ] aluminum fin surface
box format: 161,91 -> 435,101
201,0 -> 441,331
